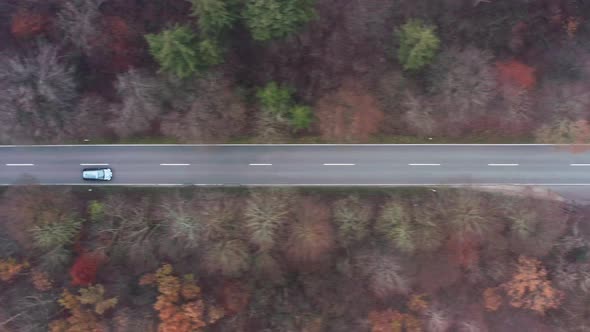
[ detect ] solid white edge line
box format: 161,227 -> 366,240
0,143 -> 587,147
409,163 -> 441,166
3,183 -> 590,186
249,163 -> 273,166
5,164 -> 34,166
323,163 -> 355,166
488,164 -> 519,166
80,163 -> 109,166
160,164 -> 190,166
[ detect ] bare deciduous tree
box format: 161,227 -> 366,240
110,69 -> 164,137
160,194 -> 201,250
355,251 -> 409,299
286,198 -> 335,266
425,309 -> 452,332
203,239 -> 250,277
100,195 -> 162,273
160,88 -> 247,143
0,45 -> 77,143
429,47 -> 496,125
403,90 -> 437,136
57,0 -> 105,53
244,189 -> 291,251
65,95 -> 111,141
333,195 -> 371,247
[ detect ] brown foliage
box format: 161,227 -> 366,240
315,80 -> 384,142
564,16 -> 581,39
0,185 -> 71,249
286,198 -> 335,266
11,9 -> 48,39
221,281 -> 250,314
502,256 -> 563,314
160,78 -> 248,143
368,309 -> 422,332
31,268 -> 53,291
446,235 -> 480,269
536,119 -> 590,145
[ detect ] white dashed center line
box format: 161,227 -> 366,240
6,164 -> 34,166
570,164 -> 590,166
80,163 -> 109,166
488,163 -> 519,166
409,163 -> 440,166
323,163 -> 355,166
160,164 -> 190,166
249,163 -> 273,166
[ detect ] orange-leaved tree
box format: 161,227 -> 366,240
0,258 -> 29,282
501,256 -> 563,314
49,284 -> 117,332
368,309 -> 422,332
140,264 -> 224,332
483,287 -> 502,312
31,268 -> 53,291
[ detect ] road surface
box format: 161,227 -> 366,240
2,144 -> 590,187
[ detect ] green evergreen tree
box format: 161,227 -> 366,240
243,0 -> 315,41
290,105 -> 313,130
197,38 -> 224,67
396,20 -> 440,71
256,82 -> 294,116
257,82 -> 314,131
146,25 -> 223,78
189,0 -> 239,36
88,200 -> 104,222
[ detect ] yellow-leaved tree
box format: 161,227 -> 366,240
50,284 -> 117,332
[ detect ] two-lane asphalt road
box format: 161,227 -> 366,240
2,144 -> 590,186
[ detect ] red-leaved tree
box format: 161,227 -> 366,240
11,9 -> 49,39
496,60 -> 537,90
70,253 -> 104,286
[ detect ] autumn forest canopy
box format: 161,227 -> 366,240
3,0 -> 590,331
0,185 -> 589,331
1,0 -> 590,143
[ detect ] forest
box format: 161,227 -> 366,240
1,0 -> 590,144
0,185 -> 588,331
2,1 -> 590,331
